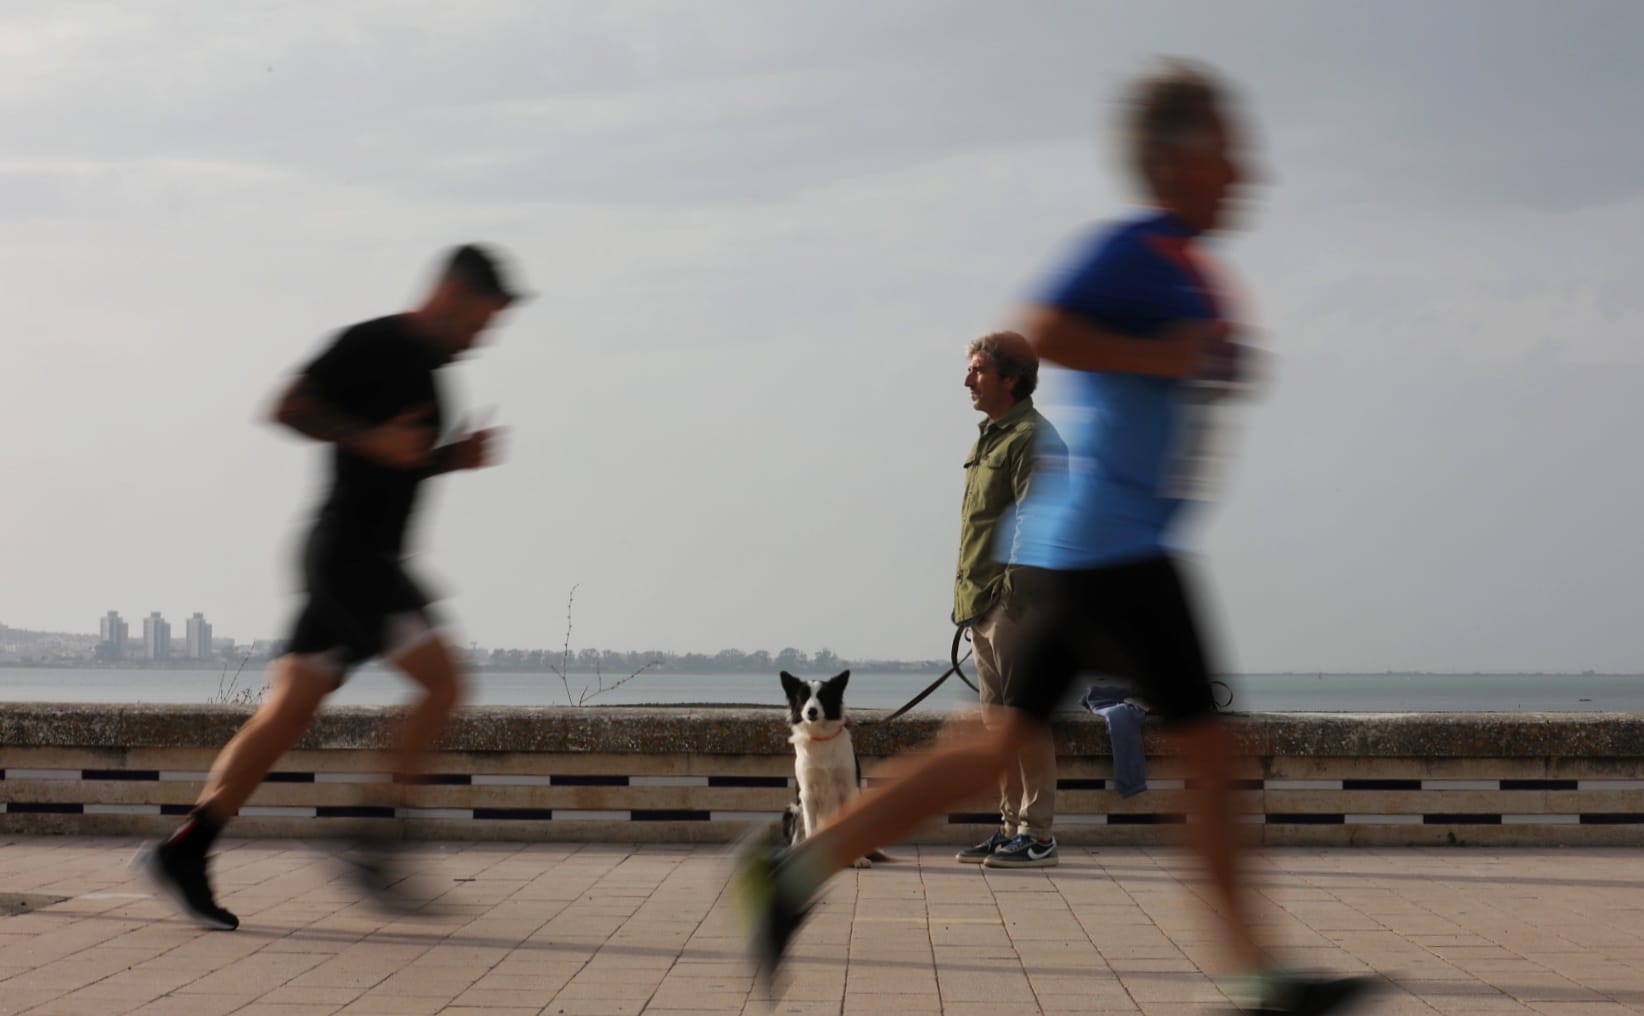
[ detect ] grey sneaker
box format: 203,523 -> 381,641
983,833 -> 1058,869
730,825 -> 814,993
955,828 -> 1012,864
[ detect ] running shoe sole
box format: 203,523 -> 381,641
983,841 -> 1059,869
983,854 -> 1060,868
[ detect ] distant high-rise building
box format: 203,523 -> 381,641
99,610 -> 129,657
142,611 -> 171,660
185,613 -> 214,660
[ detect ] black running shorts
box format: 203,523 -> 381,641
1006,555 -> 1220,726
286,528 -> 436,676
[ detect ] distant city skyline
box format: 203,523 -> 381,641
0,611 -> 1637,678
86,609 -> 224,661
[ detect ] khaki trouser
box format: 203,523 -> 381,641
972,605 -> 1058,841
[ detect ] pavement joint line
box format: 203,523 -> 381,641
3,839 -> 1643,1012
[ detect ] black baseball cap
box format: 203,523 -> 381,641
443,243 -> 527,305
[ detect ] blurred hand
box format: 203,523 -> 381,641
1198,336 -> 1246,384
1183,320 -> 1262,388
447,426 -> 504,470
1157,319 -> 1227,378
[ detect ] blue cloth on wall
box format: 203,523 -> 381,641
1082,683 -> 1148,799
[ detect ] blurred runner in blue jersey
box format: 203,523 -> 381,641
732,60 -> 1376,1016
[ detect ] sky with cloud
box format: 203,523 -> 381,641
4,1 -> 1642,672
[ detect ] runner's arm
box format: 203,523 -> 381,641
269,376 -> 433,469
270,376 -> 371,445
1021,306 -> 1209,378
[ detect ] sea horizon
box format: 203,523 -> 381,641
2,666 -> 1640,714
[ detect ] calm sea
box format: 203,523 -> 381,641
0,667 -> 1640,713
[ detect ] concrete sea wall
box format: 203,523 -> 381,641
1,704 -> 1641,845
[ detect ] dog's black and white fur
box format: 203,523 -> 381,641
779,670 -> 886,867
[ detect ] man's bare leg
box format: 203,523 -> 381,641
381,634 -> 466,803
197,656 -> 334,820
810,709 -> 1039,871
1176,716 -> 1266,971
338,635 -> 465,911
735,711 -> 1037,982
139,656 -> 332,930
754,711 -> 1269,975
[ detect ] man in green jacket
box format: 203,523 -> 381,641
953,331 -> 1066,868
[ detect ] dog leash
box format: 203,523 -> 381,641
854,628 -> 1235,727
853,626 -> 979,728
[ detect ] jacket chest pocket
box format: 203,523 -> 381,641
964,452 -> 1012,512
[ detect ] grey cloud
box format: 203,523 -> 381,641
21,2 -> 1641,215
6,1 -> 1644,670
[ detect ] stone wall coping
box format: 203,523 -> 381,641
2,704 -> 1643,758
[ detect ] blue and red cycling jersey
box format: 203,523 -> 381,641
1013,210 -> 1237,570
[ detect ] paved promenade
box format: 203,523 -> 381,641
1,837 -> 1640,1014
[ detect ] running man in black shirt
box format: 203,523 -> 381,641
139,244 -> 524,930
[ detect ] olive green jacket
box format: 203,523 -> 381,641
953,397 -> 1065,626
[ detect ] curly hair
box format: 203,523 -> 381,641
966,331 -> 1039,400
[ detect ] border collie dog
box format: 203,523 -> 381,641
779,670 -> 881,867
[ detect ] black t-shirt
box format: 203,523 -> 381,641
301,315 -> 447,558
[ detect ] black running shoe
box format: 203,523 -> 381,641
134,842 -> 238,931
1247,972 -> 1378,1015
730,826 -> 813,991
338,836 -> 435,915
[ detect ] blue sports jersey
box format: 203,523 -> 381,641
1012,210 -> 1229,570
